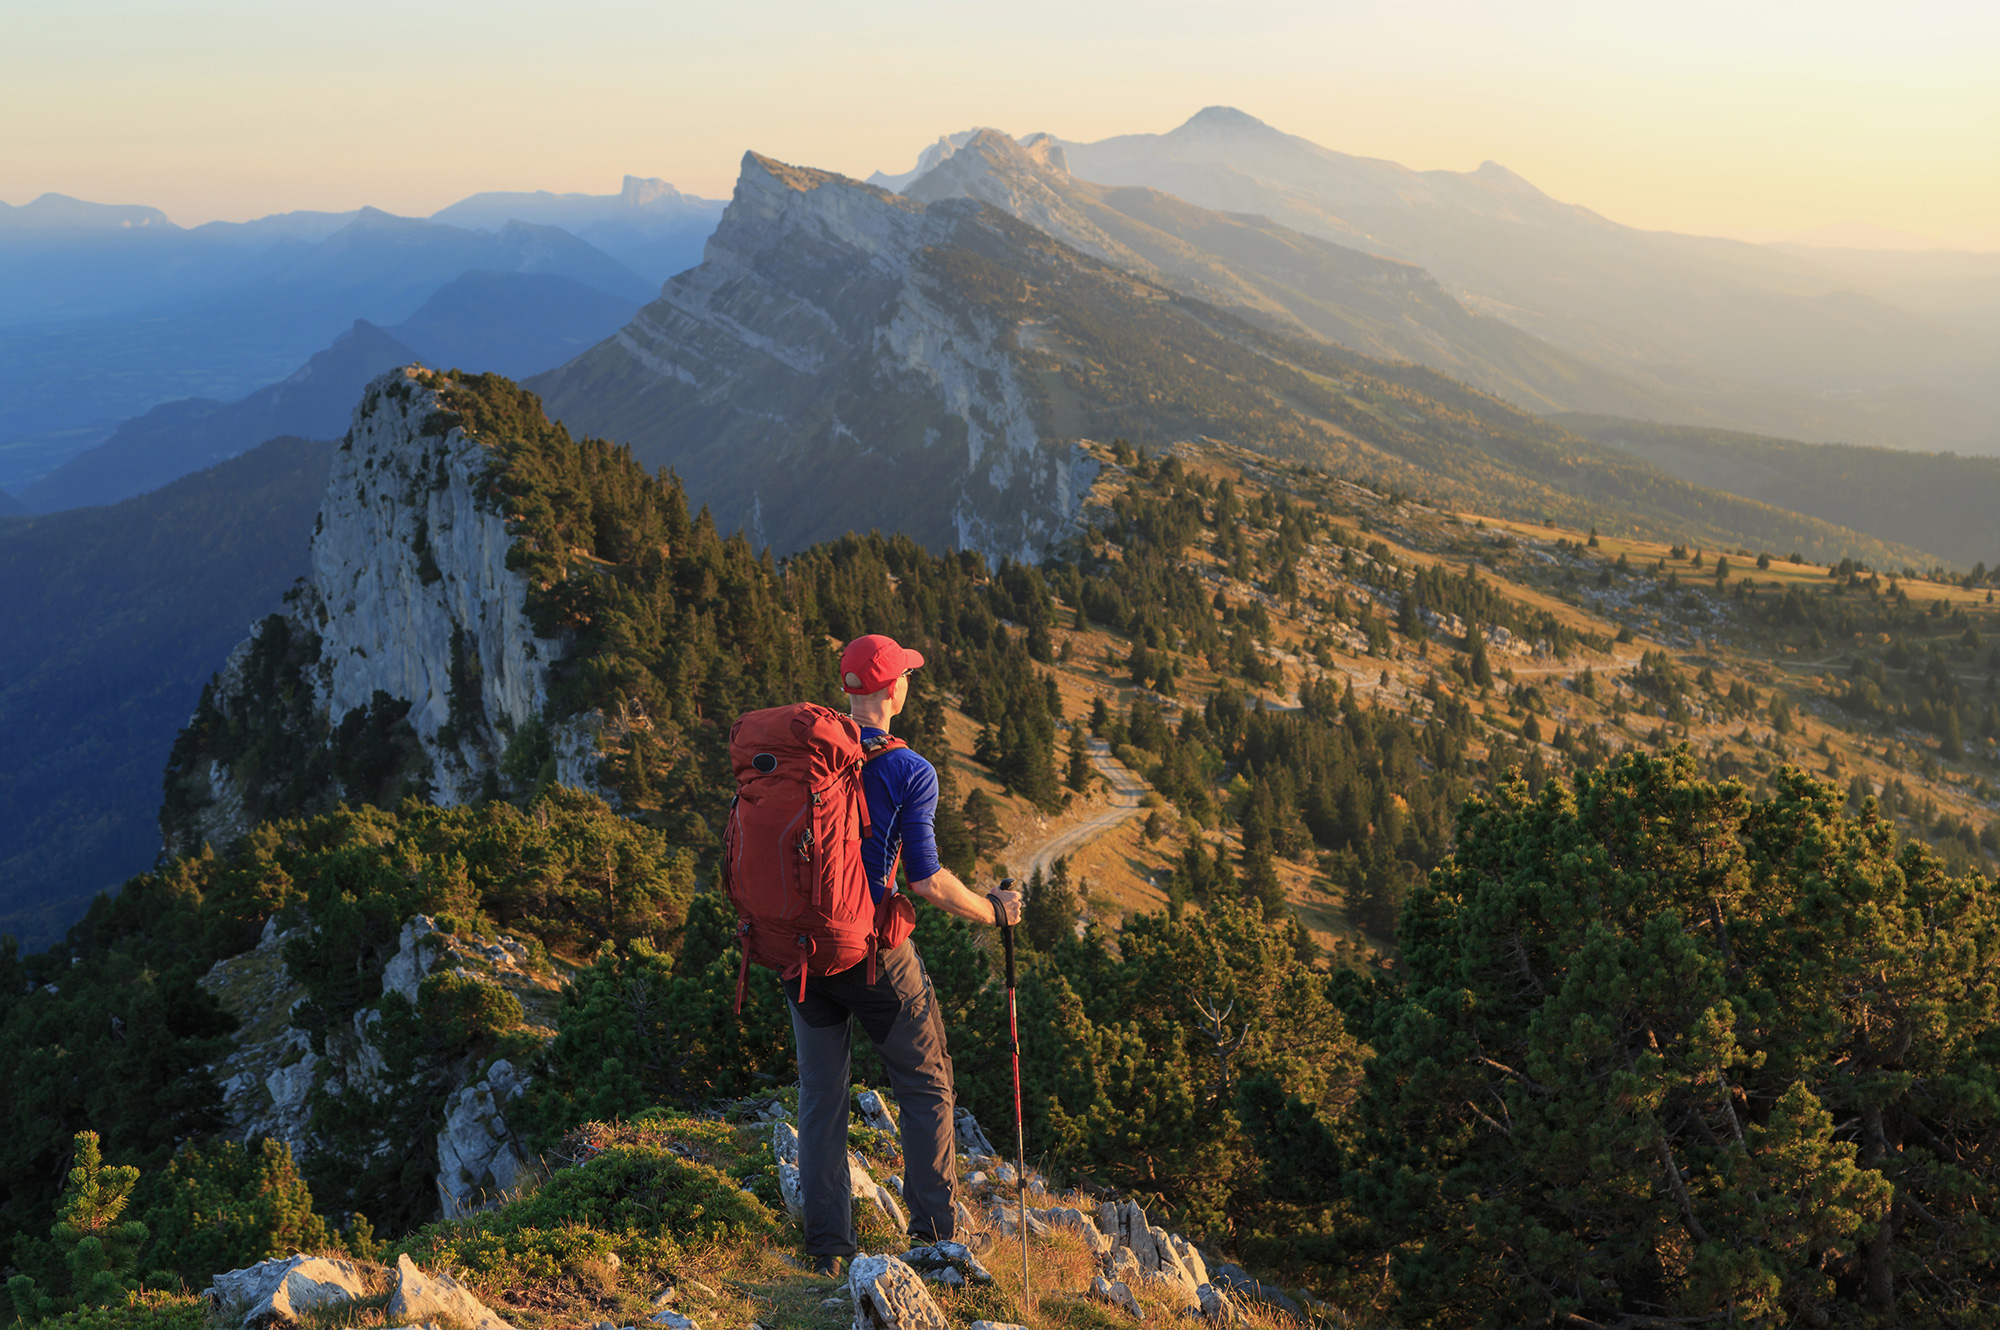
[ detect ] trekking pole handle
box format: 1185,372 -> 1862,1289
990,880 -> 1017,988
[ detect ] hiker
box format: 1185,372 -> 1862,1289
792,633 -> 1019,1276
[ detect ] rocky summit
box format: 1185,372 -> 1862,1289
528,152 -> 1100,562
161,366 -> 619,853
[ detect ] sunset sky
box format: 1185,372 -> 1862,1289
5,0 -> 1995,248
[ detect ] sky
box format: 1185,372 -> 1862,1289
4,0 -> 1996,248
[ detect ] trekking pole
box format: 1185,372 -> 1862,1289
990,880 -> 1032,1314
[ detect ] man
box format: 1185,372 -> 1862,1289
791,632 -> 1021,1277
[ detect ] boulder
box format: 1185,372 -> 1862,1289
954,1106 -> 998,1156
210,1254 -> 367,1327
437,1059 -> 532,1218
849,1152 -> 906,1231
897,1241 -> 994,1285
1195,1283 -> 1238,1324
1208,1262 -> 1302,1316
849,1254 -> 951,1330
386,1252 -> 513,1330
1096,1200 -> 1198,1306
1090,1274 -> 1144,1320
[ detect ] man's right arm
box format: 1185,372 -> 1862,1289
908,867 -> 1020,926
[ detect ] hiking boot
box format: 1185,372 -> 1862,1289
812,1254 -> 844,1280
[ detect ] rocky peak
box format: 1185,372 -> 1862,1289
530,150 -> 1101,562
713,152 -> 930,276
619,174 -> 684,208
164,365 -> 614,852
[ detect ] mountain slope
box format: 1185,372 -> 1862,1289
901,128 -> 1673,418
529,153 -> 1102,561
533,150 -> 1923,569
0,435 -> 334,950
1558,413 -> 2000,569
388,269 -> 641,379
1059,108 -> 2000,453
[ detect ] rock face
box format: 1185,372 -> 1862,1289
386,1252 -> 514,1330
209,1254 -> 368,1328
437,1058 -> 533,1217
164,366 -> 614,853
529,152 -> 1098,564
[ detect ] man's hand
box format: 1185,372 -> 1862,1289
987,887 -> 1022,927
908,867 -> 1020,927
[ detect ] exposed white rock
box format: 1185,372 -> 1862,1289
848,1254 -> 950,1330
386,1252 -> 513,1330
437,1058 -> 533,1218
857,1089 -> 898,1136
209,1254 -> 367,1328
381,914 -> 438,1004
1090,1274 -> 1144,1320
172,366 -> 621,854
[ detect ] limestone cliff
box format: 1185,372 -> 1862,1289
163,366 -> 614,853
528,151 -> 1100,562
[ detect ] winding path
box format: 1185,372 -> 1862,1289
1004,739 -> 1149,882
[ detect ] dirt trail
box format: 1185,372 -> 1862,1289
1001,739 -> 1149,883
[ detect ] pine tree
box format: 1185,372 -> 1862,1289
1022,856 -> 1079,952
1466,622 -> 1493,687
9,1131 -> 149,1319
1065,726 -> 1095,793
963,789 -> 1002,864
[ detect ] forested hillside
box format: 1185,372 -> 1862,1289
6,378 -> 1999,1328
1561,412 -> 2000,569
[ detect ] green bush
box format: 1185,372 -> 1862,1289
138,1138 -> 336,1284
17,1291 -> 206,1330
394,1140 -> 776,1291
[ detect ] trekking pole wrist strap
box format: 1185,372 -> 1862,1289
986,893 -> 1004,927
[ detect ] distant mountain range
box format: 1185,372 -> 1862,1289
533,148 -> 1928,569
0,179 -> 722,489
17,270 -> 641,512
1032,107 -> 1999,454
898,128 -> 1672,419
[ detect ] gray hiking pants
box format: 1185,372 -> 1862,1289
788,940 -> 958,1255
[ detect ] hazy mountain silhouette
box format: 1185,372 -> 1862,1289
21,271 -> 640,512
1058,108 -> 2000,453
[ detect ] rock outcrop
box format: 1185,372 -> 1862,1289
210,1254 -> 369,1328
437,1058 -> 533,1217
848,1254 -> 950,1330
386,1252 -> 514,1330
772,1121 -> 905,1230
164,366 -> 617,853
529,152 -> 1098,564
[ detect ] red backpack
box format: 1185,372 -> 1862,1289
723,702 -> 918,1011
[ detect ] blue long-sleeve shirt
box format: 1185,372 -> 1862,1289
858,726 -> 941,903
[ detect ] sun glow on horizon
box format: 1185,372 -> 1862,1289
2,0 -> 1994,250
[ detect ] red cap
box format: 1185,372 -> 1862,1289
840,633 -> 925,694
